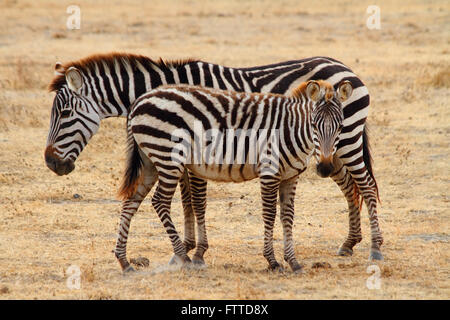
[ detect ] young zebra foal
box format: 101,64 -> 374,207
120,80 -> 353,272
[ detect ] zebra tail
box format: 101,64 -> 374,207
352,183 -> 363,211
362,124 -> 381,204
117,120 -> 143,200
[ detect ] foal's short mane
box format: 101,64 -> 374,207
48,52 -> 198,92
291,80 -> 334,99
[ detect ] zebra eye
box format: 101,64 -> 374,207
60,109 -> 71,118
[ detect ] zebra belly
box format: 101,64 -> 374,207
185,163 -> 258,183
281,166 -> 307,181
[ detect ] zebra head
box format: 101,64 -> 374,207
306,80 -> 353,178
45,64 -> 100,175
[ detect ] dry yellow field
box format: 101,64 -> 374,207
0,0 -> 449,300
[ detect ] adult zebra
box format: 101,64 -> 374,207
44,53 -> 382,272
120,80 -> 352,272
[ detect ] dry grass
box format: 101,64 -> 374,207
419,66 -> 450,88
0,0 -> 449,300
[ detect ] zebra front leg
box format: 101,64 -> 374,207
330,160 -> 362,257
152,169 -> 191,265
114,160 -> 158,273
189,172 -> 208,265
260,175 -> 282,271
279,175 -> 303,272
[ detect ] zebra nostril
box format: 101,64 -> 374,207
45,153 -> 54,164
45,146 -> 62,173
64,161 -> 75,175
316,162 -> 334,178
45,156 -> 57,172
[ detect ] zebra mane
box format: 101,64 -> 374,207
48,52 -> 199,92
291,80 -> 334,99
290,82 -> 309,98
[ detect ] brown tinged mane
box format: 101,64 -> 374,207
291,81 -> 309,98
290,80 -> 334,99
48,52 -> 199,92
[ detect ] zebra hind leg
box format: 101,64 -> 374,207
189,172 -> 208,265
348,167 -> 383,261
114,160 -> 158,273
152,169 -> 192,266
168,170 -> 196,265
179,170 -> 196,252
330,161 -> 363,257
359,176 -> 383,261
279,176 -> 303,273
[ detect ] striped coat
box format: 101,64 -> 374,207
120,80 -> 352,271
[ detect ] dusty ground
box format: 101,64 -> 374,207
0,0 -> 448,300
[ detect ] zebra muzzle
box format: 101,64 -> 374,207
316,154 -> 334,178
45,146 -> 75,176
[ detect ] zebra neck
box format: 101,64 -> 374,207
284,101 -> 314,160
82,59 -> 187,119
91,59 -> 244,119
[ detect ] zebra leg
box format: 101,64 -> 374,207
339,127 -> 383,260
189,172 -> 209,265
342,159 -> 383,260
330,160 -> 363,257
167,170 -> 197,265
114,160 -> 158,273
260,175 -> 282,271
279,175 -> 303,273
152,169 -> 191,265
355,173 -> 383,261
179,170 -> 196,252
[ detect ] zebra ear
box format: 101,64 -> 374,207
65,67 -> 83,93
305,81 -> 321,101
54,62 -> 64,76
337,81 -> 353,102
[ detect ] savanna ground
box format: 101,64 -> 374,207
0,0 -> 448,300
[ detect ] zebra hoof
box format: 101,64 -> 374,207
122,265 -> 135,274
168,255 -> 179,265
192,256 -> 206,266
369,249 -> 384,261
268,263 -> 285,273
169,254 -> 192,265
337,246 -> 353,257
291,264 -> 304,274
